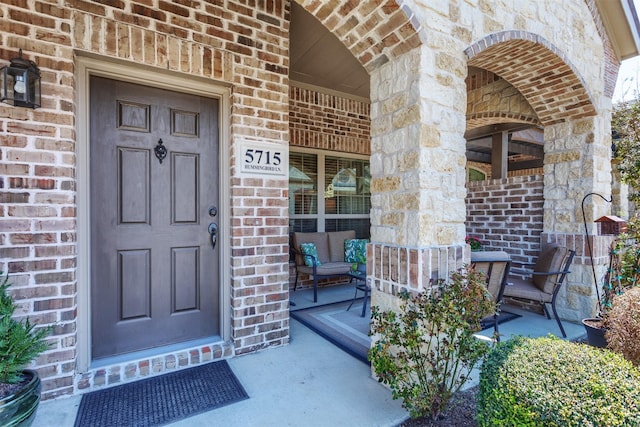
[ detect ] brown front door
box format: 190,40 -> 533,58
90,76 -> 220,360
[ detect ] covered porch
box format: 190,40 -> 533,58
36,283 -> 586,426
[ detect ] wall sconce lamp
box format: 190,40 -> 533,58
0,49 -> 41,109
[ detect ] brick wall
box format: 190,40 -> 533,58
0,0 -> 292,399
289,84 -> 371,155
465,176 -> 617,321
466,175 -> 544,267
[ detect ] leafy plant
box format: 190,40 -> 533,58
605,286 -> 640,366
612,99 -> 640,206
478,336 -> 640,426
586,217 -> 640,355
368,268 -> 495,420
0,273 -> 50,384
465,236 -> 482,251
601,232 -> 640,315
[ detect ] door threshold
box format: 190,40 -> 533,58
90,336 -> 223,370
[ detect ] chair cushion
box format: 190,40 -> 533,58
504,277 -> 552,303
327,230 -> 356,262
533,245 -> 568,294
300,243 -> 321,267
293,232 -> 330,264
345,239 -> 368,264
297,262 -> 353,276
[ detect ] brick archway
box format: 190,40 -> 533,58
293,0 -> 422,72
466,112 -> 540,130
465,31 -> 597,126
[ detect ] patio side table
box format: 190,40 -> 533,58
347,270 -> 369,317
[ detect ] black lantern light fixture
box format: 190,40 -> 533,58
1,49 -> 41,109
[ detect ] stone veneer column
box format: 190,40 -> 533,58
543,115 -> 615,321
368,46 -> 469,310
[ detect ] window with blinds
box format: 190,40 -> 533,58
289,152 -> 318,216
289,150 -> 370,239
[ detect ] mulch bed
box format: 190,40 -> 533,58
398,386 -> 479,427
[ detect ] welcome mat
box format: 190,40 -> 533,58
291,299 -> 371,364
74,360 -> 248,427
480,310 -> 521,330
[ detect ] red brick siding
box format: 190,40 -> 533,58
466,175 -> 544,267
289,85 -> 371,155
1,0 -> 292,399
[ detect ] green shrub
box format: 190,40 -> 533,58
369,268 -> 495,420
478,336 -> 640,427
0,273 -> 50,384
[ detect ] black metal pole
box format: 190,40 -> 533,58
581,192 -> 612,315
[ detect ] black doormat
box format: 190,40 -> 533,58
480,310 -> 521,330
74,360 -> 248,427
291,299 -> 371,364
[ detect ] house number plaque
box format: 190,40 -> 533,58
237,139 -> 288,177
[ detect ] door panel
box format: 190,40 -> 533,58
119,249 -> 151,319
119,148 -> 150,224
90,76 -> 220,359
172,153 -> 199,224
172,246 -> 199,312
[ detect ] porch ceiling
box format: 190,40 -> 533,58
465,125 -> 545,170
289,2 -> 370,99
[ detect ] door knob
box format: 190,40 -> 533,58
208,223 -> 218,250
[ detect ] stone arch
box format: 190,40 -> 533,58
293,0 -> 422,72
465,31 -> 597,125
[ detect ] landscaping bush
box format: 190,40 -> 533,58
478,336 -> 640,427
0,273 -> 50,386
369,268 -> 495,420
606,286 -> 640,366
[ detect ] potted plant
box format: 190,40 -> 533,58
466,235 -> 483,251
0,273 -> 50,427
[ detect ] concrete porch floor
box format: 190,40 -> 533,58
35,283 -> 587,427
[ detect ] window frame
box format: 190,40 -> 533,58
289,147 -> 370,233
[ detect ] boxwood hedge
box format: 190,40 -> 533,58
478,336 -> 640,427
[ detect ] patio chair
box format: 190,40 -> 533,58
470,251 -> 512,341
291,230 -> 355,303
503,244 -> 575,338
